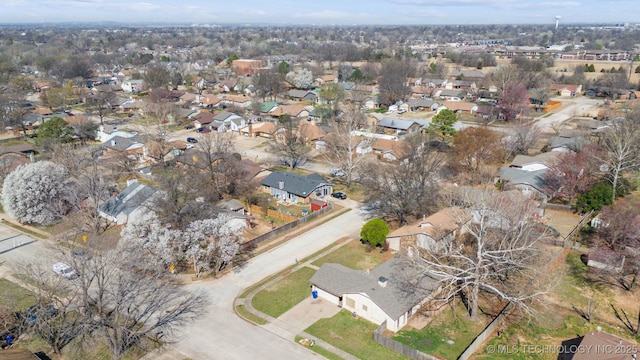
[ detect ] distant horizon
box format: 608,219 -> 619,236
0,20 -> 636,28
2,0 -> 639,26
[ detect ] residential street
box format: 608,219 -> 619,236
149,205 -> 368,360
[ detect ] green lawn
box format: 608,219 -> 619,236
252,267 -> 317,318
235,304 -> 268,325
476,251 -> 640,360
394,301 -> 488,360
0,278 -> 35,310
305,310 -> 408,360
311,240 -> 390,270
295,336 -> 344,360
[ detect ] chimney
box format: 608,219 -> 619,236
378,276 -> 388,288
278,180 -> 284,190
111,140 -> 116,146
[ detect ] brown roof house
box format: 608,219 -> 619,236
559,330 -> 638,360
550,84 -> 582,97
587,249 -> 626,273
371,138 -> 412,162
386,207 -> 471,252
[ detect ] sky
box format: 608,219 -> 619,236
1,0 -> 638,25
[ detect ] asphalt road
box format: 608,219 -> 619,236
153,206 -> 368,360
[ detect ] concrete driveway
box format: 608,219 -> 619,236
151,207 -> 367,360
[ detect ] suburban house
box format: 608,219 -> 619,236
297,122 -> 325,145
370,138 -> 412,162
497,167 -> 550,202
310,257 -> 439,332
559,330 -> 638,360
212,111 -> 246,132
220,94 -> 252,108
269,104 -> 310,119
587,249 -> 626,273
95,124 -> 138,143
102,136 -> 145,158
121,79 -> 144,93
261,171 -> 332,204
435,89 -> 467,101
216,199 -> 246,215
142,140 -> 186,164
386,207 -> 470,252
442,101 -> 478,114
246,122 -> 278,138
377,117 -> 426,135
193,111 -> 216,129
550,84 -> 582,97
509,152 -> 560,171
98,180 -> 158,225
287,89 -> 317,102
407,98 -> 438,112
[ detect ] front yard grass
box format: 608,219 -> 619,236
252,266 -> 317,318
0,278 -> 35,309
394,301 -> 489,360
312,239 -> 392,270
295,335 -> 344,360
305,310 -> 407,360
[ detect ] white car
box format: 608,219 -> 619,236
53,262 -> 77,279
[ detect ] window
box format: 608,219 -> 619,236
345,298 -> 355,309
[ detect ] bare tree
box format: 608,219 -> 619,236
543,144 -> 602,203
597,112 -> 640,203
269,115 -> 311,169
360,135 -> 443,224
400,190 -> 551,319
13,260 -> 83,355
70,244 -> 209,358
505,120 -> 542,156
378,60 -> 414,106
88,91 -> 116,126
322,106 -> 372,187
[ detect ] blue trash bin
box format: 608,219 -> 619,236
312,290 -> 318,299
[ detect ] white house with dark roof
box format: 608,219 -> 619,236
261,171 -> 332,204
98,180 -> 158,225
310,258 -> 439,332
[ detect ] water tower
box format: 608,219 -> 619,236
555,15 -> 561,30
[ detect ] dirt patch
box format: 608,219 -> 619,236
544,209 -> 582,238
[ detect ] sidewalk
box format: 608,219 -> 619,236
237,240 -> 359,360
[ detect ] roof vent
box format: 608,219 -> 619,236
278,180 -> 284,190
378,276 -> 388,288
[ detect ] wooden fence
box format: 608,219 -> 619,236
242,203 -> 333,250
249,204 -> 297,223
373,321 -> 441,360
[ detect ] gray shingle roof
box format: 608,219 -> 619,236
310,258 -> 437,320
104,136 -> 141,152
261,171 -> 330,198
499,167 -> 547,192
99,182 -> 157,218
407,99 -> 436,108
378,117 -> 426,130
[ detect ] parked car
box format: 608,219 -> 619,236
184,124 -> 195,130
23,304 -> 58,325
52,262 -> 77,279
186,137 -> 198,143
331,192 -> 347,200
71,249 -> 91,261
330,168 -> 346,177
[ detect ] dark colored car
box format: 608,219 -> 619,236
186,137 -> 198,143
23,304 -> 57,325
331,192 -> 347,200
184,124 -> 195,130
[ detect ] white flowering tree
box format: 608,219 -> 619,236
1,161 -> 72,226
184,215 -> 244,278
286,68 -> 314,89
120,212 -> 244,277
120,211 -> 183,269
